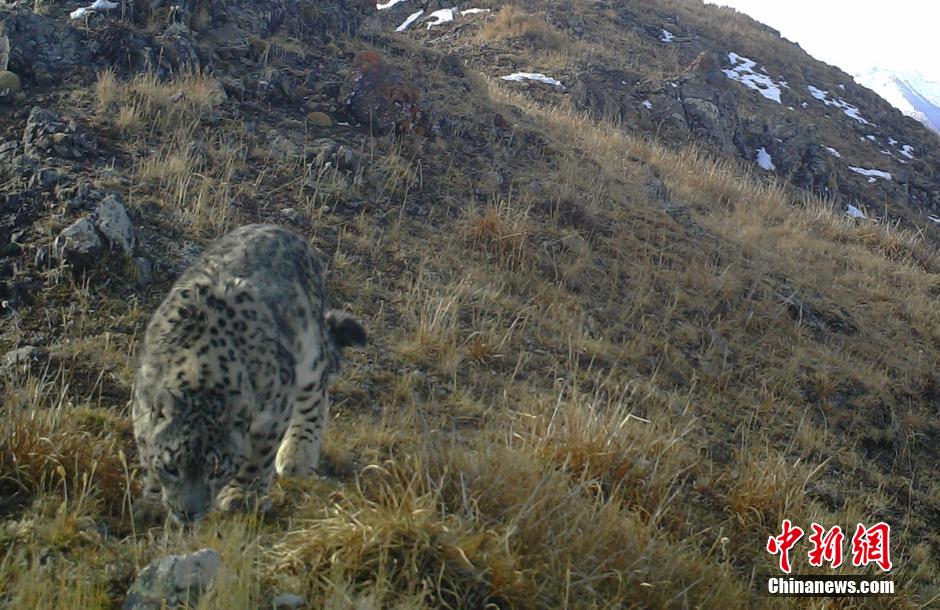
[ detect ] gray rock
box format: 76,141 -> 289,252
0,26 -> 9,72
2,345 -> 39,375
133,257 -> 154,286
22,107 -> 97,160
123,549 -> 221,610
267,133 -> 301,161
54,217 -> 103,263
2,10 -> 91,84
272,592 -> 305,609
29,166 -> 59,189
92,195 -> 136,254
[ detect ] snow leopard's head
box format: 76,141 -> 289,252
134,387 -> 243,524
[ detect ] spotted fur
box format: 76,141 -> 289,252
132,224 -> 366,523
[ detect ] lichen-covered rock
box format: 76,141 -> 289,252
123,549 -> 221,610
22,107 -> 97,160
0,71 -> 20,92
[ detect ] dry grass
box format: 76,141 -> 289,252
478,6 -> 570,51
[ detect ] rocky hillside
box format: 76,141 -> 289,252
1,0 -> 939,608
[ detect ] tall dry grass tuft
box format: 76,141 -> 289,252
478,6 -> 569,51
1,368 -> 130,517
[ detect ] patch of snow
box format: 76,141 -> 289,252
396,9 -> 423,31
426,8 -> 455,28
377,0 -> 407,9
642,100 -> 652,109
839,84 -> 846,90
899,144 -> 914,159
846,204 -> 867,219
460,8 -> 490,15
501,72 -> 564,88
888,137 -> 898,145
866,135 -> 877,141
807,85 -> 871,124
70,0 -> 117,18
849,166 -> 892,181
786,106 -> 795,110
660,29 -> 676,42
928,215 -> 940,224
755,147 -> 775,171
722,52 -> 784,103
801,101 -> 809,108
825,146 -> 841,158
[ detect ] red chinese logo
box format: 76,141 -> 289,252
808,523 -> 844,568
767,521 -> 892,573
851,522 -> 892,572
767,519 -> 804,573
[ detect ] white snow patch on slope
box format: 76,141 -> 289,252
642,100 -> 653,109
825,146 -> 841,158
396,9 -> 423,31
755,147 -> 775,171
426,8 -> 455,28
460,8 -> 490,15
501,73 -> 564,88
928,215 -> 940,225
846,204 -> 867,219
722,53 -> 783,103
849,166 -> 892,182
807,85 -> 871,125
377,0 -> 407,9
899,144 -> 914,159
660,29 -> 676,42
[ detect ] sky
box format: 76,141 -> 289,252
705,1 -> 940,82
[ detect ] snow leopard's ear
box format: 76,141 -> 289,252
326,310 -> 367,349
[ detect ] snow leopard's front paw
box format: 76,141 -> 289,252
216,486 -> 272,515
132,497 -> 167,527
275,437 -> 321,479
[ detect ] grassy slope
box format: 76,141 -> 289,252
2,1 -> 940,608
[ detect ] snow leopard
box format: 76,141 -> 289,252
132,224 -> 366,524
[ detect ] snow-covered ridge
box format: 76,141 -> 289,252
722,53 -> 785,104
855,67 -> 940,134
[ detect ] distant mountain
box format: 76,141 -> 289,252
855,67 -> 940,133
